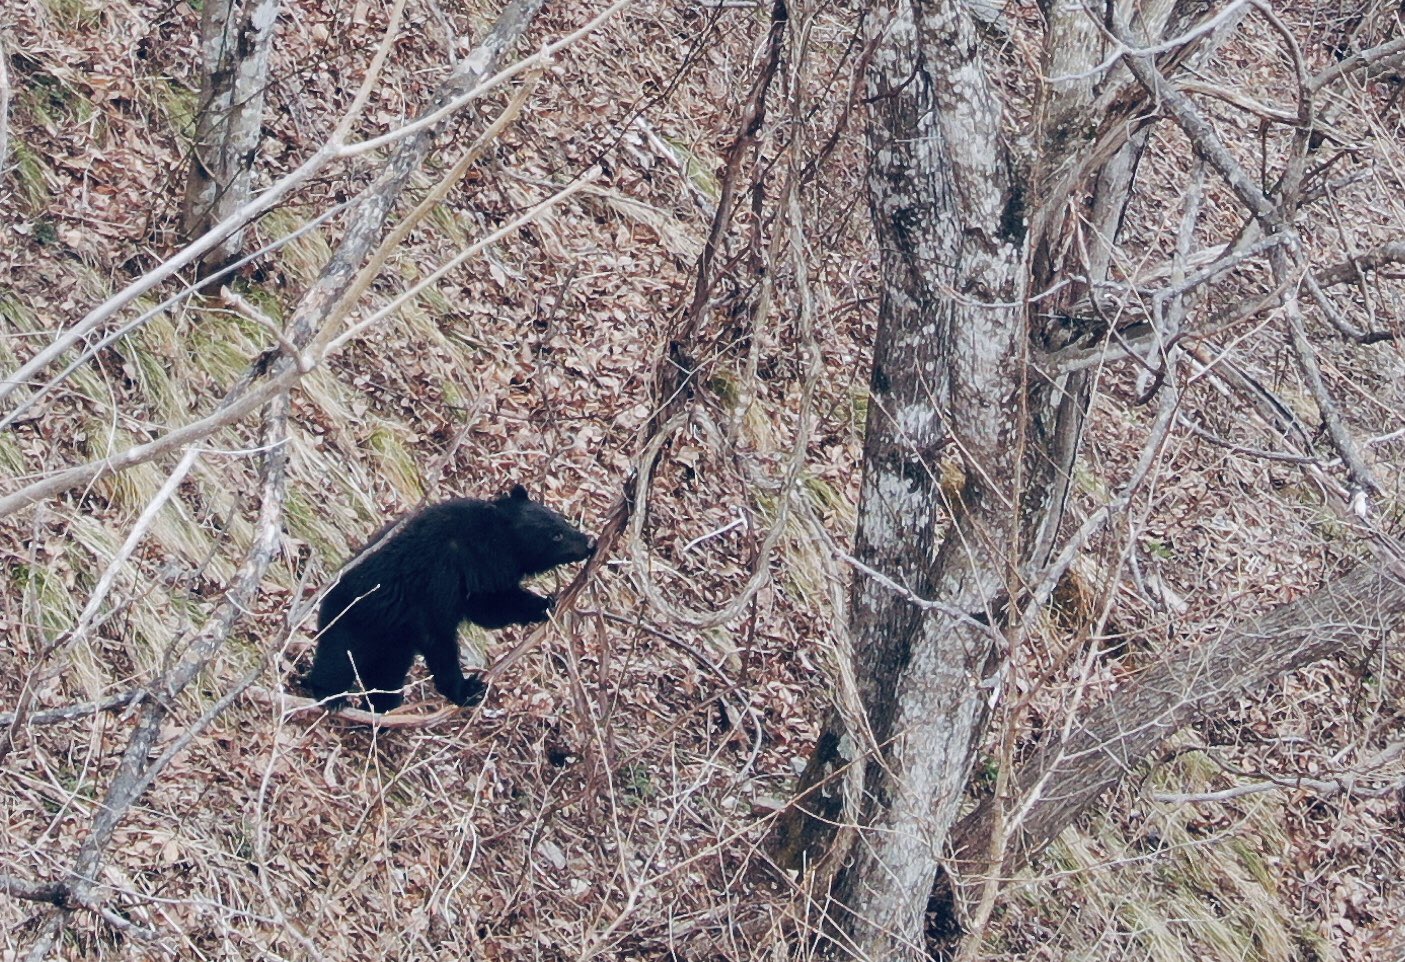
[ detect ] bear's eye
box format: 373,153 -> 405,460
552,533 -> 564,542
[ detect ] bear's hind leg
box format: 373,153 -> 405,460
306,630 -> 414,713
302,624 -> 360,707
365,688 -> 406,714
348,642 -> 415,713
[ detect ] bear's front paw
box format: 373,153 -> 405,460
450,673 -> 488,707
527,594 -> 555,622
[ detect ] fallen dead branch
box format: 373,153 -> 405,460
940,561 -> 1405,909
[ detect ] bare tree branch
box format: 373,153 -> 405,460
0,690 -> 143,728
0,873 -> 157,941
1114,16 -> 1382,500
1315,240 -> 1405,287
1310,34 -> 1405,90
0,35 -> 11,188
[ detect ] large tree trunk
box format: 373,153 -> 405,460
773,1 -> 1247,957
180,0 -> 279,281
775,1 -> 1027,957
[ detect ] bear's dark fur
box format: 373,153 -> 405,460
303,485 -> 595,713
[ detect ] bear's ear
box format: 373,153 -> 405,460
508,484 -> 529,502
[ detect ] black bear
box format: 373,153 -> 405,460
303,485 -> 595,713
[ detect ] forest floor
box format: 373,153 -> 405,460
2,0 -> 1404,959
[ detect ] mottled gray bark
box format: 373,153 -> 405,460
925,3 -> 1248,953
181,0 -> 279,280
778,1 -> 1236,957
788,0 -> 1025,957
0,37 -> 11,191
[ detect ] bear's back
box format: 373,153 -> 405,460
320,499 -> 511,626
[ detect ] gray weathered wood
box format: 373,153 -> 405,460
948,563 -> 1405,881
181,0 -> 280,278
809,0 -> 1026,956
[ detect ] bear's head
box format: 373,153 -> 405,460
497,484 -> 596,575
